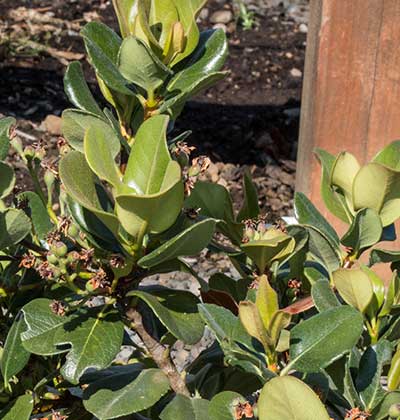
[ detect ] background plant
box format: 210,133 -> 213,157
1,2 -> 400,420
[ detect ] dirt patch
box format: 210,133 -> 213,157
0,0 -> 307,218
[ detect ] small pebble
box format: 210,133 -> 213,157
290,68 -> 303,78
210,10 -> 233,24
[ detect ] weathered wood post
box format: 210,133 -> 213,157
296,0 -> 400,235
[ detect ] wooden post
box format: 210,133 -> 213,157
296,0 -> 400,234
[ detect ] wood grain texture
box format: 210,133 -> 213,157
297,0 -> 400,231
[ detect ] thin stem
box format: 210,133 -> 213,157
126,308 -> 190,396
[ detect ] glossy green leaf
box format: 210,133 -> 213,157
1,314 -> 30,384
0,162 -> 15,199
116,115 -> 183,236
0,117 -> 15,160
208,273 -> 250,303
362,265 -> 385,313
289,306 -> 363,373
64,61 -> 103,116
370,248 -> 400,266
62,109 -> 120,154
294,191 -> 340,249
242,231 -> 295,273
209,391 -> 245,420
81,22 -> 133,95
84,367 -> 170,419
0,394 -> 33,420
341,208 -> 382,255
119,36 -> 171,92
128,289 -> 204,344
84,125 -> 121,186
333,268 -> 374,313
138,218 -> 216,267
116,181 -> 183,237
59,151 -> 120,235
311,280 -> 340,313
356,340 -> 392,410
168,29 -> 228,94
258,376 -> 330,420
238,301 -> 267,348
17,191 -> 53,240
315,148 -> 351,223
170,0 -> 207,64
0,209 -> 31,250
160,395 -> 209,420
255,275 -> 279,330
373,140 -> 400,170
331,151 -> 360,202
237,168 -> 260,222
123,115 -> 178,194
388,344 -> 400,391
371,391 -> 400,420
21,299 -> 124,384
112,0 -> 136,37
353,163 -> 400,226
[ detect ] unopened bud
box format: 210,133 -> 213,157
23,146 -> 35,160
44,169 -> 56,190
51,241 -> 68,258
389,404 -> 400,419
172,22 -> 186,55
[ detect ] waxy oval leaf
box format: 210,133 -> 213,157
289,306 -> 363,373
258,376 -> 330,420
0,209 -> 31,250
160,395 -> 210,420
1,314 -> 30,384
0,394 -> 33,420
84,367 -> 170,419
333,268 -> 374,313
138,218 -> 216,268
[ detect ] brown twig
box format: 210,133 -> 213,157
126,308 -> 190,397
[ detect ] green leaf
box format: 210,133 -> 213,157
356,340 -> 393,411
371,391 -> 400,420
289,306 -> 363,373
116,115 -> 183,236
21,299 -> 124,384
0,394 -> 33,420
84,126 -> 121,186
241,231 -> 295,273
258,376 -> 330,420
112,0 -> 136,37
288,225 -> 342,274
0,162 -> 15,199
208,391 -> 245,420
311,280 -> 340,312
81,22 -> 133,95
237,169 -> 260,222
59,151 -> 120,235
167,29 -> 228,94
0,209 -> 31,250
17,191 -> 53,239
127,289 -> 204,344
315,148 -> 352,223
170,0 -> 207,64
255,275 -> 279,330
353,163 -> 400,226
370,248 -> 400,266
0,117 -> 15,161
1,314 -> 30,384
119,36 -> 171,93
373,140 -> 400,170
59,311 -> 124,384
341,208 -> 383,255
138,218 -> 216,268
83,366 -> 170,420
149,0 -> 179,48
62,109 -> 120,154
294,192 -> 340,249
388,344 -> 400,391
160,395 -> 210,420
331,151 -> 360,202
333,268 -> 374,313
238,301 -> 268,349
208,273 -> 251,303
64,61 -> 103,116
123,115 -> 179,194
